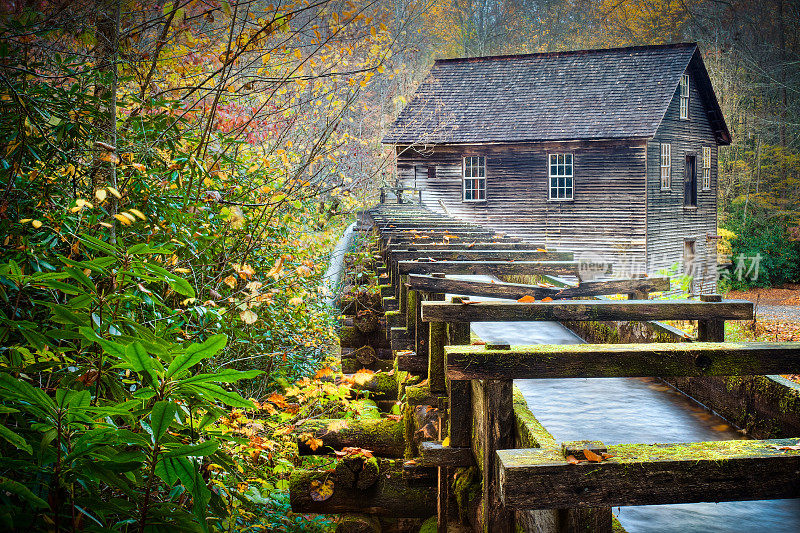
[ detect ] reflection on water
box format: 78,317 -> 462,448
469,316 -> 800,533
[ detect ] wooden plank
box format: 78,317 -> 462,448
420,442 -> 476,467
398,260 -> 585,277
445,342 -> 800,380
386,242 -> 547,252
407,274 -> 669,300
390,250 -> 574,262
422,299 -> 754,323
498,439 -> 800,509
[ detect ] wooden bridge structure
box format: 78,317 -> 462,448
290,202 -> 800,533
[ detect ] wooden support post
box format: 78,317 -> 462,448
415,292 -> 427,357
399,275 -> 408,319
429,321 -> 447,393
698,294 -> 725,341
472,377 -> 514,533
406,288 -> 417,339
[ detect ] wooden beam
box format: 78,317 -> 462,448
290,461 -> 436,517
498,439 -> 800,509
445,342 -> 800,380
419,442 -> 476,467
389,250 -> 575,262
398,260 -> 585,277
386,242 -> 547,252
421,299 -> 754,323
407,275 -> 669,300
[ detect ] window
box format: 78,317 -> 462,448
685,155 -> 697,207
702,147 -> 711,190
548,153 -> 573,200
679,74 -> 690,120
660,143 -> 671,190
462,156 -> 486,201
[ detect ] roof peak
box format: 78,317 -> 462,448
434,42 -> 698,65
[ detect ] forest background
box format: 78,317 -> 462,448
0,0 -> 797,531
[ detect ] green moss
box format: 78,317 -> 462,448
512,386 -> 557,448
403,402 -> 416,458
452,467 -> 481,521
418,516 -> 437,533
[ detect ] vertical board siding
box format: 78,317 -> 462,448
396,140 -> 648,272
647,63 -> 719,292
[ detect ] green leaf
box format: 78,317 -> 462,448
125,342 -> 156,379
0,477 -> 48,508
155,455 -> 196,490
79,327 -> 126,358
0,373 -> 56,414
0,424 -> 32,454
142,262 -> 196,298
167,334 -> 227,378
78,233 -> 118,256
163,439 -> 219,458
182,382 -> 254,409
149,401 -> 177,443
47,303 -> 84,326
178,368 -> 261,386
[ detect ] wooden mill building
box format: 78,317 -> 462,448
383,43 -> 731,290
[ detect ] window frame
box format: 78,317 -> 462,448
548,153 -> 574,201
462,156 -> 487,203
660,143 -> 672,190
679,74 -> 690,120
702,146 -> 711,190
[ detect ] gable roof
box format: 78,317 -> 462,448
383,43 -> 731,146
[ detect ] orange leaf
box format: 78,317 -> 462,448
517,295 -> 536,303
314,367 -> 334,379
541,297 -> 553,302
471,340 -> 486,345
566,455 -> 580,465
306,437 -> 324,451
583,449 -> 604,462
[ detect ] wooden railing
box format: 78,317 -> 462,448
290,202 -> 800,533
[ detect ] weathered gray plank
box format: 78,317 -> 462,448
407,274 -> 669,300
422,299 -> 754,323
398,260 -> 586,276
445,342 -> 800,380
498,439 -> 800,509
389,250 -> 574,262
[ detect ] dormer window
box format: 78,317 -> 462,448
679,74 -> 689,120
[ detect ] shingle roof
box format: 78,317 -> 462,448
383,43 -> 730,145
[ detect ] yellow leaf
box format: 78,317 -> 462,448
131,163 -> 146,172
95,189 -> 107,202
107,187 -> 122,199
377,65 -> 384,73
19,218 -> 32,223
174,268 -> 191,273
240,309 -> 258,324
128,208 -> 146,220
223,275 -> 238,289
309,479 -> 334,502
121,212 -> 137,223
113,214 -> 132,226
31,220 -> 42,229
442,436 -> 450,447
370,26 -> 377,37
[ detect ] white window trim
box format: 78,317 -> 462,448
462,156 -> 486,202
702,146 -> 711,190
548,153 -> 574,201
660,143 -> 672,190
679,74 -> 690,120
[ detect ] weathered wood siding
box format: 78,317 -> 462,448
396,140 -> 648,274
647,64 -> 718,292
